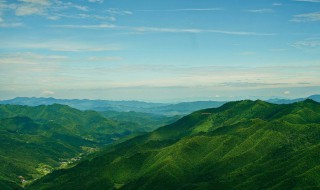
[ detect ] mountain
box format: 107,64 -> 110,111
27,99 -> 320,190
0,97 -> 168,113
0,104 -> 176,189
308,94 -> 320,102
0,104 -> 133,144
267,94 -> 320,104
0,97 -> 225,116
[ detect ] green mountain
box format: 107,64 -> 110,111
0,104 -> 177,189
27,99 -> 320,190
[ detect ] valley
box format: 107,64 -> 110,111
0,103 -> 178,189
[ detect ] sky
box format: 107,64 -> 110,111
0,0 -> 320,102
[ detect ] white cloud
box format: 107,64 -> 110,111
292,38 -> 320,49
294,0 -> 320,2
47,13 -> 115,21
0,22 -> 23,27
19,0 -> 51,5
50,24 -> 276,36
138,8 -> 223,12
50,24 -> 116,29
245,9 -> 274,13
41,90 -> 55,96
0,52 -> 67,65
106,8 -> 132,15
15,3 -> 46,15
269,48 -> 287,52
291,12 -> 320,22
1,40 -> 121,52
88,56 -> 122,61
88,0 -> 104,3
1,0 -> 89,18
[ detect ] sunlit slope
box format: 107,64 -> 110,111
0,104 -> 148,189
28,100 -> 320,190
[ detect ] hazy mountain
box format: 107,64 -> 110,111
0,97 -> 167,112
308,95 -> 320,102
267,94 -> 320,104
0,97 -> 226,116
27,99 -> 320,190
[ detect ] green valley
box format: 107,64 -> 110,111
0,104 -> 177,189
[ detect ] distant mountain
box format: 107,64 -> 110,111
0,104 -> 178,189
0,97 -> 226,116
267,94 -> 320,104
0,97 -> 167,112
308,94 -> 320,102
27,99 -> 320,190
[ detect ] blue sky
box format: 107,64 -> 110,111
0,0 -> 320,102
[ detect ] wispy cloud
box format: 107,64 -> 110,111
106,8 -> 132,15
292,38 -> 320,49
291,12 -> 320,22
48,13 -> 115,21
15,3 -> 47,16
138,8 -> 223,12
87,56 -> 122,62
222,82 -> 288,88
20,0 -> 51,6
50,24 -> 117,29
245,9 -> 274,13
41,90 -> 55,96
0,52 -> 67,65
294,0 -> 320,2
269,48 -> 287,52
0,0 -> 90,19
50,24 -> 276,36
88,0 -> 104,3
0,22 -> 23,27
131,26 -> 275,36
1,40 -> 121,52
283,90 -> 290,95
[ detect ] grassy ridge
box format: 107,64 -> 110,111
27,99 -> 320,190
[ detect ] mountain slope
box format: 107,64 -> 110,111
0,104 -> 162,189
27,99 -> 320,190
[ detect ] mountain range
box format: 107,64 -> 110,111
25,99 -> 320,190
0,97 -> 226,116
1,95 -> 319,116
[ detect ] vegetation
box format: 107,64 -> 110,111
0,104 -> 176,189
26,99 -> 320,190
